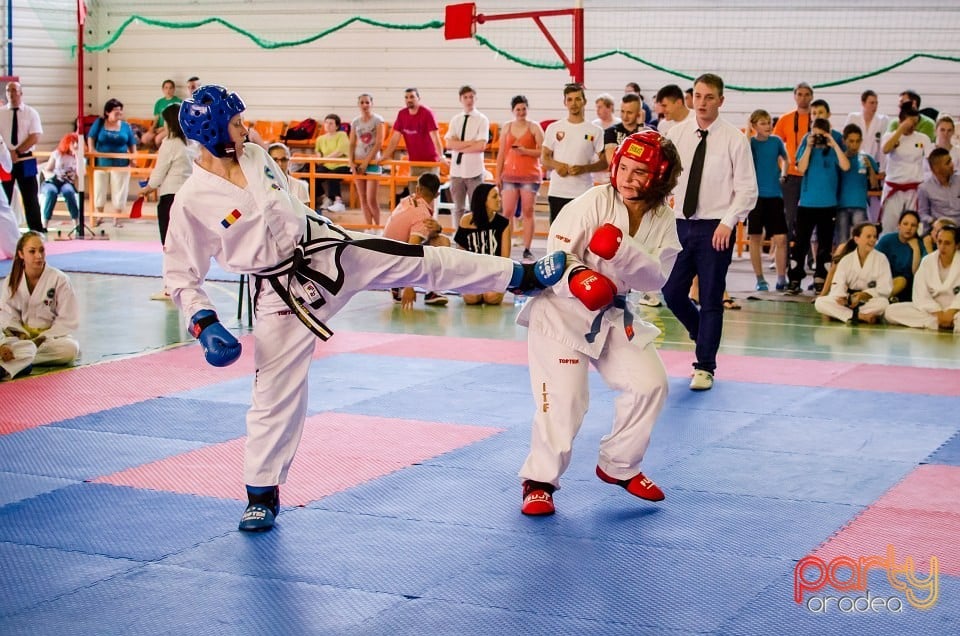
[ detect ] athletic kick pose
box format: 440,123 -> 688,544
163,86 -> 565,531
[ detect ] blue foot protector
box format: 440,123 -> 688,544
239,485 -> 279,532
238,503 -> 276,532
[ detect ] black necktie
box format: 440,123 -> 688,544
456,114 -> 469,165
10,108 -> 18,147
683,129 -> 708,218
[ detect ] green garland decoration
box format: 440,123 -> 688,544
78,15 -> 442,54
78,15 -> 960,93
476,37 -> 960,92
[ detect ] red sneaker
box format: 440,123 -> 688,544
596,466 -> 664,502
521,480 -> 556,516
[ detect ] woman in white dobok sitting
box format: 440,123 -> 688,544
885,225 -> 960,333
814,222 -> 892,324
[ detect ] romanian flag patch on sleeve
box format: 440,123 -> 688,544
221,209 -> 242,228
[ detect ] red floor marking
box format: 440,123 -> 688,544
830,364 -> 960,396
43,240 -> 164,255
358,334 -> 529,364
869,464 -> 960,515
812,507 -> 958,576
310,330 -> 409,358
0,332 -> 412,435
0,336 -> 255,435
813,465 -> 960,576
355,332 -> 960,396
4,331 -> 957,436
658,350 -> 860,385
94,412 -> 501,506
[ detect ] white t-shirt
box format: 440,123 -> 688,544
542,119 -> 604,198
445,109 -> 489,179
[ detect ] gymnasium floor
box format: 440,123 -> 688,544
2,221 -> 959,635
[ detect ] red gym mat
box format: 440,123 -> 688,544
95,412 -> 501,506
813,464 -> 960,576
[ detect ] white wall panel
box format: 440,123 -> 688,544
4,0 -> 959,150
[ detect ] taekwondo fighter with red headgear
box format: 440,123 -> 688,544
162,85 -> 566,532
517,130 -> 683,516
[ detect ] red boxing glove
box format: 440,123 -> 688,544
588,223 -> 623,260
568,267 -> 617,311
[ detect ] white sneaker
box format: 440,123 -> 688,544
690,369 -> 714,391
636,292 -> 662,307
326,199 -> 346,213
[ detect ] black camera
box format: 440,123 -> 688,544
812,134 -> 828,147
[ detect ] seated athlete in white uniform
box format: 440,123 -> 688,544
885,224 -> 960,333
814,222 -> 892,324
1,231 -> 80,381
162,85 -> 567,532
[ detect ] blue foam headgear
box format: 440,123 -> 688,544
179,85 -> 246,158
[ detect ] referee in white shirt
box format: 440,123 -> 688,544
664,74 -> 758,391
0,82 -> 44,234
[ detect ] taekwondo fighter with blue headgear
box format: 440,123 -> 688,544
516,130 -> 683,516
162,85 -> 566,532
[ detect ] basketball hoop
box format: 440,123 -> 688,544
444,3 -> 476,40
443,3 -> 584,83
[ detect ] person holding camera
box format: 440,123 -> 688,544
785,115 -> 850,295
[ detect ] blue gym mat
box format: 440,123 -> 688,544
2,351 -> 958,634
925,431 -> 960,466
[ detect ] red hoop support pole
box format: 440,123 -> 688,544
475,5 -> 585,83
76,0 -> 88,236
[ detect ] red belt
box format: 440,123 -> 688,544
886,181 -> 920,194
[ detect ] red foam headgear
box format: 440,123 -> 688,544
609,130 -> 670,193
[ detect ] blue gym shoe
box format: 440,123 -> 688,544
755,279 -> 769,292
508,251 -> 566,296
775,281 -> 788,291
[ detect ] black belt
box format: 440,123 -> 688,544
256,215 -> 352,341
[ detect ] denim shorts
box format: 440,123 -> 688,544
501,181 -> 541,193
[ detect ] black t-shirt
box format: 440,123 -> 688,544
604,123 -> 645,149
454,213 -> 510,256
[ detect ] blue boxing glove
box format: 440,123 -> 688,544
189,310 -> 241,367
508,251 -> 566,296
